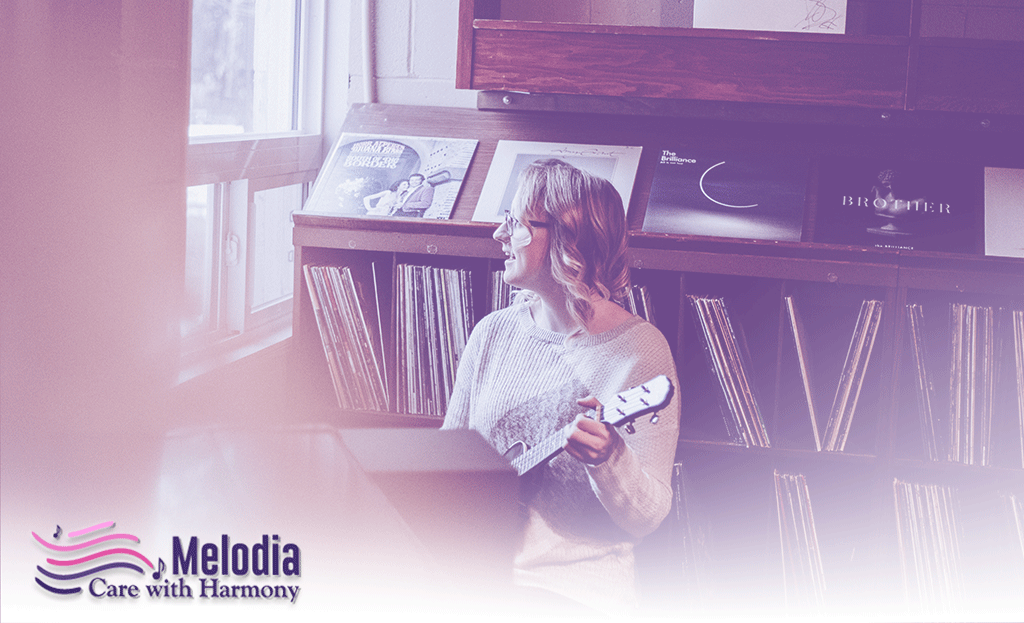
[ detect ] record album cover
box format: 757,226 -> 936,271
816,157 -> 982,253
984,166 -> 1024,259
642,148 -> 809,242
693,0 -> 847,33
301,133 -> 478,220
472,140 -> 642,223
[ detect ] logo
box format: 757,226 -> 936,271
33,521 -> 302,604
33,521 -> 154,596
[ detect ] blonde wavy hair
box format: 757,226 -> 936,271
514,158 -> 630,327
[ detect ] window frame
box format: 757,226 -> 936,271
181,0 -> 326,377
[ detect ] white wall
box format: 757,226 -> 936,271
326,0 -> 477,149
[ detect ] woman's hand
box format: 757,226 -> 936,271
564,396 -> 623,465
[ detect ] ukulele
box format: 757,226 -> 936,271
503,375 -> 674,477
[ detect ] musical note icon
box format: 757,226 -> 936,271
152,558 -> 166,580
53,525 -> 62,540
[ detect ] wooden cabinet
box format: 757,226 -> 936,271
463,22 -> 910,110
457,0 -> 1024,118
913,39 -> 1024,115
292,103 -> 1023,616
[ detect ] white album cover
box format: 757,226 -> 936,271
472,140 -> 642,223
984,166 -> 1024,258
693,0 -> 847,34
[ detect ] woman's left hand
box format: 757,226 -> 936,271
564,396 -> 622,465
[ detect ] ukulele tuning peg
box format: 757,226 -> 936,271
624,422 -> 636,435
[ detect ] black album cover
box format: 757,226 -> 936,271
815,158 -> 982,253
641,148 -> 809,242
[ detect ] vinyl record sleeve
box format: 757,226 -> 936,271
473,140 -> 642,223
302,133 -> 478,220
642,148 -> 809,242
984,167 -> 1024,259
816,157 -> 982,253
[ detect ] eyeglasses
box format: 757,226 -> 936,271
503,211 -> 550,236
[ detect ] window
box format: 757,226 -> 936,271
183,0 -> 324,375
189,0 -> 300,137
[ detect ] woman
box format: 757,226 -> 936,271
362,178 -> 408,216
442,159 -> 680,615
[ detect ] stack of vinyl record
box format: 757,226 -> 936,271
1006,492 -> 1024,560
688,295 -> 770,448
622,284 -> 656,324
907,303 -> 941,461
303,264 -> 388,412
671,463 -> 708,602
1014,311 -> 1024,469
490,271 -> 655,325
394,264 -> 473,418
774,471 -> 826,609
947,303 -> 996,465
784,296 -> 823,451
821,299 -> 884,452
893,479 -> 964,614
907,303 -> 1015,466
489,270 -> 520,312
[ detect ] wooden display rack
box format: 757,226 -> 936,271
292,102 -> 1024,617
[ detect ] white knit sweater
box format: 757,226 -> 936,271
442,300 -> 681,613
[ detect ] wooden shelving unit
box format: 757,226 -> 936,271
291,97 -> 1023,615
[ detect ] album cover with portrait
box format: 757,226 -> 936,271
815,157 -> 982,253
301,133 -> 478,220
641,148 -> 810,242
